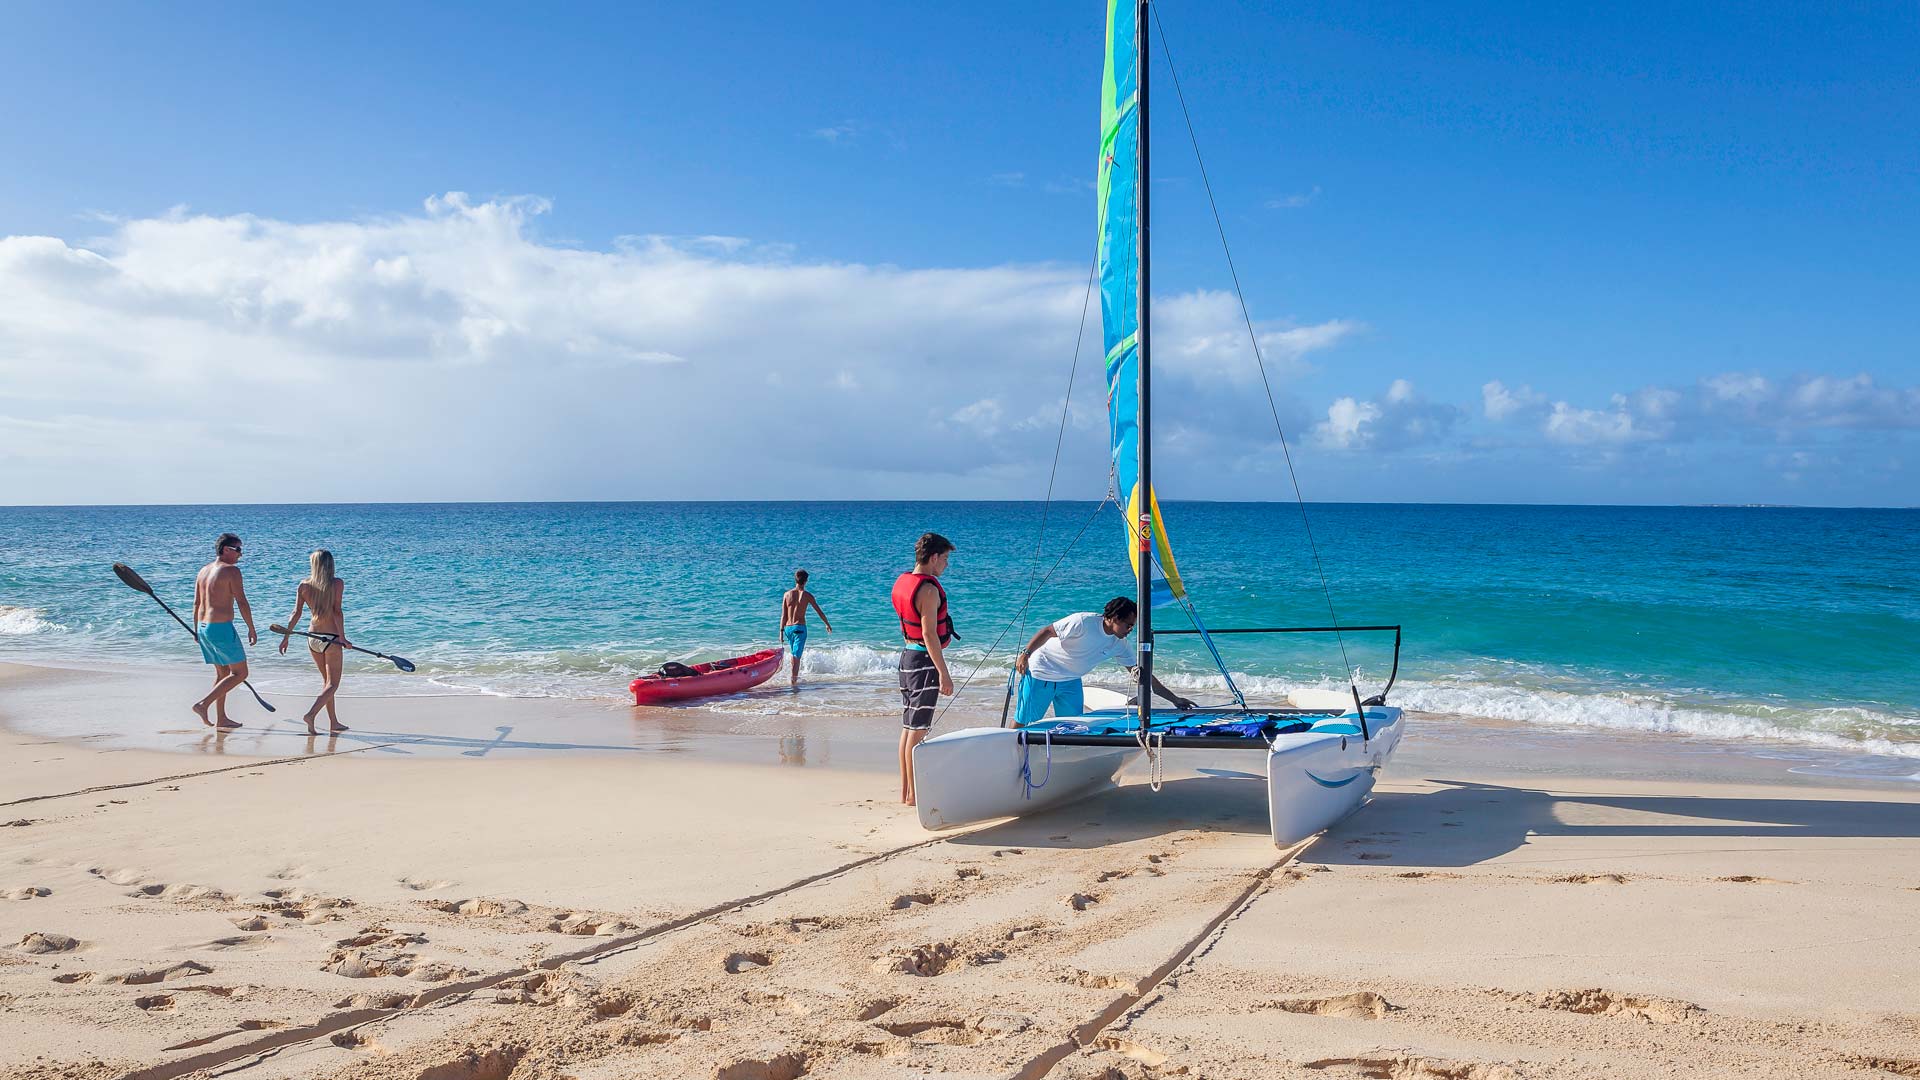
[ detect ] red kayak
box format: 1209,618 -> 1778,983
630,648 -> 783,705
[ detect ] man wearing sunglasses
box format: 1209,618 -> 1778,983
191,532 -> 258,729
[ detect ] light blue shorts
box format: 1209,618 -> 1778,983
782,624 -> 808,657
198,622 -> 245,667
1015,674 -> 1084,726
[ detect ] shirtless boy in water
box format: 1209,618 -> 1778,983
778,570 -> 833,689
191,533 -> 258,729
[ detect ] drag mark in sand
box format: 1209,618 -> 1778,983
110,824 -> 994,1080
0,742 -> 399,807
1003,841 -> 1313,1080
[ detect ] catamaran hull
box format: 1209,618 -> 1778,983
1267,707 -> 1404,847
913,727 -> 1140,830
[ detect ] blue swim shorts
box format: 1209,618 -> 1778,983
781,624 -> 808,657
198,622 -> 246,667
1014,674 -> 1085,726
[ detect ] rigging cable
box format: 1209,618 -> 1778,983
1150,4 -> 1361,698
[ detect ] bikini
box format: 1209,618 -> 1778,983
306,584 -> 339,654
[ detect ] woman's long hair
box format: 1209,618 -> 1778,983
306,550 -> 336,610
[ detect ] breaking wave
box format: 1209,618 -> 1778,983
0,605 -> 60,636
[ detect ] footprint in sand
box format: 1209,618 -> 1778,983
323,949 -> 467,982
1065,970 -> 1137,992
724,951 -> 773,974
134,994 -> 176,1011
109,960 -> 213,985
1715,875 -> 1794,885
851,997 -> 900,1020
399,877 -> 457,892
783,916 -> 840,934
713,1052 -> 809,1080
195,935 -> 273,953
89,867 -> 147,887
880,1018 -> 990,1046
1066,892 -> 1101,911
1265,991 -> 1399,1019
53,972 -> 94,984
427,897 -> 528,917
13,932 -> 82,955
1303,1054 -> 1519,1079
1551,873 -> 1629,885
131,883 -> 230,903
1527,988 -> 1702,1024
547,913 -> 630,936
954,867 -> 983,880
991,848 -> 1026,858
890,893 -> 935,910
1096,869 -> 1133,883
2,887 -> 52,901
874,943 -> 956,977
330,1030 -> 387,1053
230,915 -> 270,932
4,819 -> 37,828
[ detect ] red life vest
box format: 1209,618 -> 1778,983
891,572 -> 956,646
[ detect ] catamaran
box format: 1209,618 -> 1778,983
911,0 -> 1405,848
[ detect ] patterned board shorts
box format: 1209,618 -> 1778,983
897,648 -> 940,730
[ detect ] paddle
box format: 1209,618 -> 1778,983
111,563 -> 275,713
270,624 -> 416,673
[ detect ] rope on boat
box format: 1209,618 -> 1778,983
1019,728 -> 1055,798
1142,728 -> 1166,793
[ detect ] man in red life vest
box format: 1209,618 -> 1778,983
893,532 -> 956,806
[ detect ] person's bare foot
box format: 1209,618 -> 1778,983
329,721 -> 349,733
217,717 -> 241,730
302,711 -> 320,736
192,702 -> 212,727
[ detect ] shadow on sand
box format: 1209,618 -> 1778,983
932,774 -> 1920,866
1312,778 -> 1920,867
939,773 -> 1274,850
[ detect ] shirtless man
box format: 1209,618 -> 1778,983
778,569 -> 833,689
191,533 -> 258,729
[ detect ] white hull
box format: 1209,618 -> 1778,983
1267,706 -> 1404,846
913,727 -> 1140,830
912,705 -> 1405,846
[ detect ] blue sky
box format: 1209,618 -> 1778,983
2,0 -> 1915,505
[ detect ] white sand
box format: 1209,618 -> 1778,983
3,660 -> 1918,1079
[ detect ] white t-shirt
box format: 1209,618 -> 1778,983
1027,612 -> 1136,682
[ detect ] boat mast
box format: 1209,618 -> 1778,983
1134,0 -> 1154,733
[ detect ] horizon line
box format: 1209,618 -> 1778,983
2,498 -> 1913,511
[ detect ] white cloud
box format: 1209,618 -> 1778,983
1150,291 -> 1357,384
1315,396 -> 1381,449
1265,185 -> 1321,210
1312,379 -> 1459,451
0,194 -> 1356,503
1482,379 -> 1547,421
809,123 -> 857,143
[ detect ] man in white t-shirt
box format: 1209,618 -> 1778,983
1012,596 -> 1195,726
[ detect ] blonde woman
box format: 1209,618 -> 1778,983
278,550 -> 350,735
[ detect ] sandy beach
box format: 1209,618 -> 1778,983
3,660 -> 1918,1080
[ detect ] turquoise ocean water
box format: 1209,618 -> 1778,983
0,502 -> 1914,761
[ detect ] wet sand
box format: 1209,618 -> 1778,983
3,660 -> 1919,1079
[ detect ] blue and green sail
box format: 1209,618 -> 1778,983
1098,0 -> 1184,609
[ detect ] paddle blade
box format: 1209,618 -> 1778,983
269,624 -> 291,635
112,563 -> 154,595
390,655 -> 417,673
